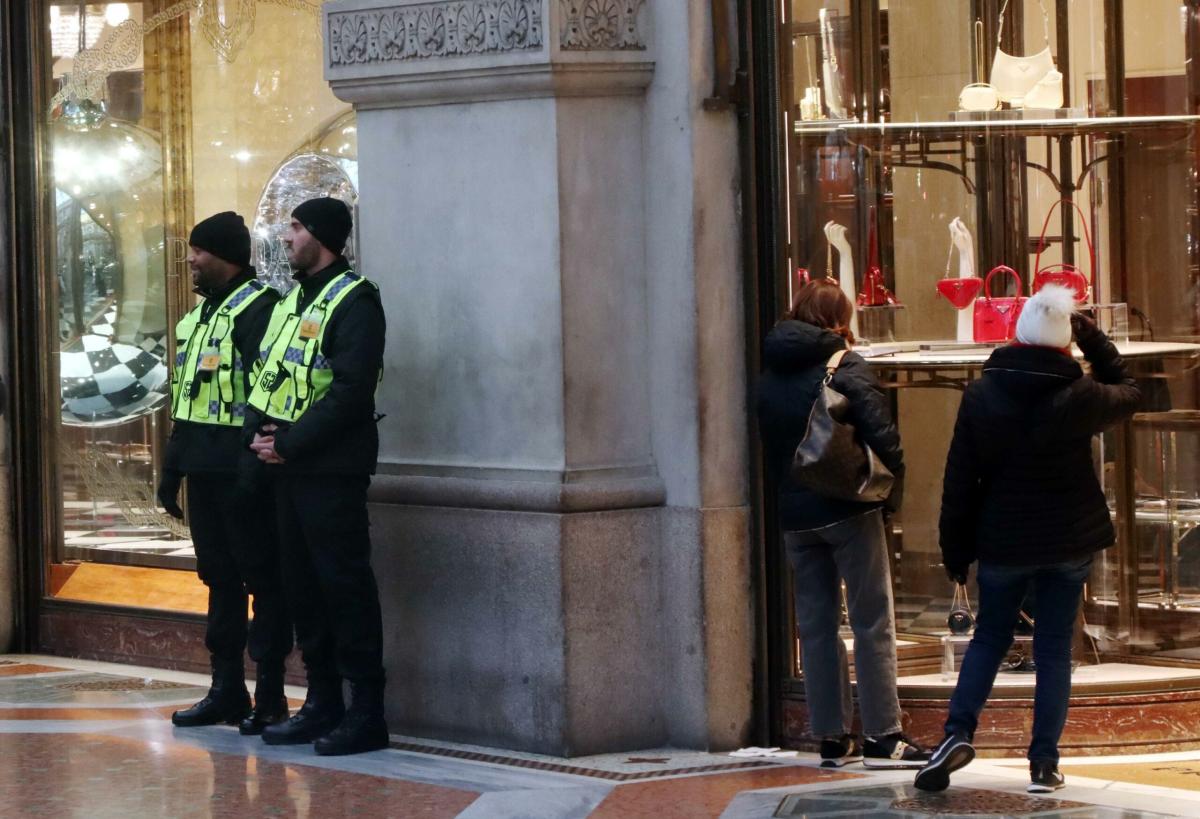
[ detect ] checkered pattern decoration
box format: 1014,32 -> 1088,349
60,332 -> 168,427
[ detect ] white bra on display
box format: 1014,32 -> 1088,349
989,0 -> 1061,107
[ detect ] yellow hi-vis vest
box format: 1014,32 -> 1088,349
170,278 -> 273,426
246,270 -> 375,423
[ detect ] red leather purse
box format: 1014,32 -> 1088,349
936,220 -> 982,308
973,265 -> 1027,343
1032,199 -> 1093,303
937,277 -> 983,309
856,206 -> 901,306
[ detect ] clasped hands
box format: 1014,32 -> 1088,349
250,423 -> 286,464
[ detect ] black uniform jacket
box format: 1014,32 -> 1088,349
164,269 -> 279,475
939,323 -> 1140,574
755,320 -> 905,531
242,257 -> 386,476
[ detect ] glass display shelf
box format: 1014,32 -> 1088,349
793,114 -> 1200,141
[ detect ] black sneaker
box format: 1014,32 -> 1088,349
1028,760 -> 1065,793
819,734 -> 862,768
914,733 -> 975,792
863,733 -> 932,769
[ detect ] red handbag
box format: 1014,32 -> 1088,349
1032,199 -> 1093,303
973,265 -> 1027,343
857,206 -> 901,306
936,222 -> 982,309
937,277 -> 983,309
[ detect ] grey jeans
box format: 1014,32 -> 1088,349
784,509 -> 902,738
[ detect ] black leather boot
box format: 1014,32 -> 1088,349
172,659 -> 251,728
314,681 -> 389,756
239,664 -> 290,736
261,678 -> 344,745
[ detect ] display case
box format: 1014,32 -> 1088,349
772,1 -> 1200,682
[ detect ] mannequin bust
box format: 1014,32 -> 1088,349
950,217 -> 976,342
824,220 -> 859,339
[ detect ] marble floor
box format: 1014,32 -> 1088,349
2,655 -> 1200,818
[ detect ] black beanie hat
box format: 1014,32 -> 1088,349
189,211 -> 251,268
292,197 -> 353,254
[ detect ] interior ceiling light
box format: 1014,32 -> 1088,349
105,3 -> 131,26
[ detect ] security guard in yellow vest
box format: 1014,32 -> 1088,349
244,198 -> 388,756
159,211 -> 293,734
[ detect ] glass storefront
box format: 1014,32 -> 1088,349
40,1 -> 357,613
770,0 -> 1200,692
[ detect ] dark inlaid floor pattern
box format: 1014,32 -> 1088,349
775,784 -> 1172,818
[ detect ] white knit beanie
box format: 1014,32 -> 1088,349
1015,284 -> 1076,348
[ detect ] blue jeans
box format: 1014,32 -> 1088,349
945,556 -> 1093,764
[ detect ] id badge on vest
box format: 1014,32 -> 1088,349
198,340 -> 221,373
299,313 -> 321,340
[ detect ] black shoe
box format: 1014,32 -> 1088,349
313,711 -> 390,756
261,684 -> 344,746
819,734 -> 862,768
914,734 -> 975,792
1028,760 -> 1065,793
314,681 -> 389,756
171,688 -> 252,727
239,698 -> 290,736
863,733 -> 932,769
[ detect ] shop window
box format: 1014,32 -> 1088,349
42,1 -> 357,611
776,0 -> 1200,680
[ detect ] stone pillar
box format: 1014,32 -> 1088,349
325,0 -> 752,755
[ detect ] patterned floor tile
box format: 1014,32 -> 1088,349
0,673 -> 208,707
588,766 -> 860,818
0,707 -> 171,721
0,733 -> 480,818
0,664 -> 72,677
774,783 -> 1173,817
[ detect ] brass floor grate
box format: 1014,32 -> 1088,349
389,741 -> 778,781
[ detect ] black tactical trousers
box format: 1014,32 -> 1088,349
187,474 -> 293,668
273,473 -> 385,688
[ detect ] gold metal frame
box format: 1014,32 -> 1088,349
7,1 -> 199,648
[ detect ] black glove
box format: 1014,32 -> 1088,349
1070,310 -> 1100,342
945,564 -> 968,585
156,470 -> 184,520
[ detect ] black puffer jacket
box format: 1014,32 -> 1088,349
939,321 -> 1140,572
756,320 -> 905,531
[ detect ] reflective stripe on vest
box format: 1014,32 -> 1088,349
170,279 -> 272,426
246,270 -> 375,423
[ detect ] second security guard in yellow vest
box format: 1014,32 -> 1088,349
244,197 -> 388,757
159,211 -> 294,736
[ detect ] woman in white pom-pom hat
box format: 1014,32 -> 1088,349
916,285 -> 1140,795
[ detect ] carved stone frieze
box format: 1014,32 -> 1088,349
559,0 -> 646,50
328,0 -> 543,65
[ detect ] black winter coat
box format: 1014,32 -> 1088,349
164,270 -> 279,475
756,320 -> 905,531
939,322 -> 1140,572
241,258 -> 386,476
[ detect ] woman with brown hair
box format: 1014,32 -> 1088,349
756,279 -> 925,768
